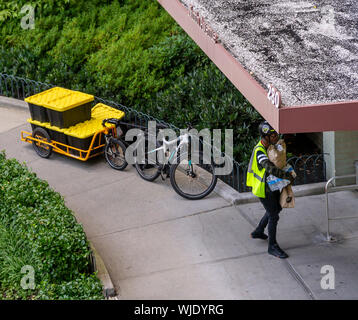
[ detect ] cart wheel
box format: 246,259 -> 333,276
32,127 -> 53,158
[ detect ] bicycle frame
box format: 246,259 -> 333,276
147,133 -> 190,165
134,127 -> 218,199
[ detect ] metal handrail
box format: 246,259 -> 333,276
325,174 -> 358,242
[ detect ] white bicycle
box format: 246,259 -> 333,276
134,126 -> 217,200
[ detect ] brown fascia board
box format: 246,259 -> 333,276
280,100 -> 358,134
157,0 -> 358,134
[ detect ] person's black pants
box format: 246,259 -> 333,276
256,189 -> 282,246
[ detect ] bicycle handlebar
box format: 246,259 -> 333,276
102,118 -> 121,127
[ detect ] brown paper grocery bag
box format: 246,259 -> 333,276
267,139 -> 286,169
280,185 -> 295,208
268,139 -> 295,208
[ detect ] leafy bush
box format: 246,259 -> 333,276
0,1 -> 188,103
35,274 -> 103,300
140,64 -> 263,163
0,0 -> 261,162
0,0 -> 72,23
0,151 -> 103,300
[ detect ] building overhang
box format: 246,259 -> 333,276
157,0 -> 358,134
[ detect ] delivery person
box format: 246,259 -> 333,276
246,121 -> 294,259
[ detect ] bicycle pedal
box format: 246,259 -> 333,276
160,172 -> 166,181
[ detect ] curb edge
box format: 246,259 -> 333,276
89,242 -> 118,299
214,179 -> 326,206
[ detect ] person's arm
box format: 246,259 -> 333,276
257,151 -> 294,182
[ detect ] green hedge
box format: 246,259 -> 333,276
140,63 -> 262,163
0,151 -> 103,300
0,0 -> 186,105
0,0 -> 262,162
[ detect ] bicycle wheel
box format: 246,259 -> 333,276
32,127 -> 53,158
134,139 -> 162,182
170,152 -> 217,200
104,138 -> 128,170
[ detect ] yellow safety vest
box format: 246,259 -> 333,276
246,141 -> 267,198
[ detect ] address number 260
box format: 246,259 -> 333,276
267,84 -> 281,108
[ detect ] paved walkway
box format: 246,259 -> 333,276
1,103 -> 358,299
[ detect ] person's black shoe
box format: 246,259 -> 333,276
268,244 -> 289,259
251,230 -> 268,240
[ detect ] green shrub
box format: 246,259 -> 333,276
36,274 -> 103,300
0,151 -> 103,300
0,1 -> 211,102
0,0 -> 72,23
0,223 -> 40,299
0,0 -> 261,162
139,64 -> 263,163
0,1 -> 187,103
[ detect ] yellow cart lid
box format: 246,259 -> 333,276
65,103 -> 125,139
25,87 -> 94,111
27,118 -> 67,133
28,118 -> 113,139
63,119 -> 112,139
91,103 -> 125,120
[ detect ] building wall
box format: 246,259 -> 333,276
335,131 -> 358,184
323,131 -> 358,185
323,132 -> 335,181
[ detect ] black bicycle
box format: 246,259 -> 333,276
102,118 -> 128,171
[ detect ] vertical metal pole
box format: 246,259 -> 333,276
325,177 -> 335,242
326,186 -> 330,241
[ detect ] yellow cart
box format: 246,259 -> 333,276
21,103 -> 125,161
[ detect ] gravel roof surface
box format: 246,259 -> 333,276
179,0 -> 358,107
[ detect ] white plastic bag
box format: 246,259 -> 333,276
266,174 -> 290,192
266,164 -> 295,192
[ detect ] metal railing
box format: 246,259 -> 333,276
0,73 -> 327,192
0,73 -> 53,100
287,154 -> 326,186
325,174 -> 358,242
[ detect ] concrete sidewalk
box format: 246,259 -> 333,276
1,102 -> 358,300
